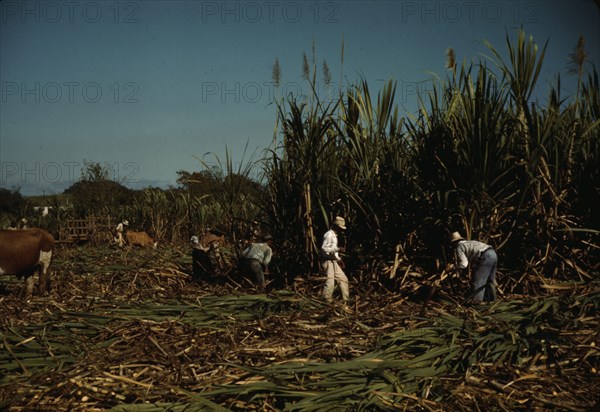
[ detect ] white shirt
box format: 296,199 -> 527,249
454,240 -> 491,269
242,243 -> 273,266
321,229 -> 341,261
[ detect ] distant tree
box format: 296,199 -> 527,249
80,160 -> 111,182
0,187 -> 26,215
176,168 -> 223,196
0,187 -> 28,228
64,161 -> 132,216
177,168 -> 265,201
223,173 -> 265,202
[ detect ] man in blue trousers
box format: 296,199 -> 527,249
449,232 -> 498,302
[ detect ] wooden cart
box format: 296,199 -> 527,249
59,216 -> 115,244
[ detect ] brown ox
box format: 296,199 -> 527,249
199,233 -> 225,250
0,228 -> 55,296
126,231 -> 158,249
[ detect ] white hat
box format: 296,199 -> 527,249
190,235 -> 199,245
333,216 -> 346,230
450,231 -> 464,242
123,220 -> 129,226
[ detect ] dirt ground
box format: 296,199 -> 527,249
1,244 -> 598,411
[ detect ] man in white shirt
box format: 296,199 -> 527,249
449,232 -> 497,302
115,219 -> 128,247
242,235 -> 273,293
321,216 -> 350,303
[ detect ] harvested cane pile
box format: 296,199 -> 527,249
1,245 -> 599,411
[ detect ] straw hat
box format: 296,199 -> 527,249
333,216 -> 346,230
450,231 -> 464,243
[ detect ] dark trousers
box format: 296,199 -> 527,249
243,258 -> 265,290
192,248 -> 214,282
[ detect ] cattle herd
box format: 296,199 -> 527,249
0,226 -> 161,298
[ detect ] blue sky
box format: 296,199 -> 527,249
1,0 -> 599,195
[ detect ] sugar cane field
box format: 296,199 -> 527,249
1,31 -> 599,411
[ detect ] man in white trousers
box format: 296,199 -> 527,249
115,219 -> 129,247
321,216 -> 350,303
